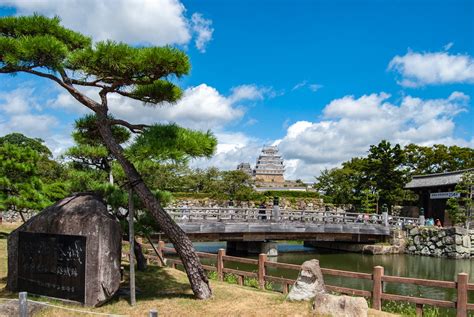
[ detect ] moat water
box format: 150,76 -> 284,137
185,242 -> 474,315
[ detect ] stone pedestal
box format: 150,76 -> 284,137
7,193 -> 122,306
226,240 -> 278,256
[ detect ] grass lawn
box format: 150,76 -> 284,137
0,223 -> 396,316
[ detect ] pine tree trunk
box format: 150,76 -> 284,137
134,238 -> 148,271
97,120 -> 212,299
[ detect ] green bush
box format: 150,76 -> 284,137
262,191 -> 319,198
244,277 -> 260,289
381,301 -> 441,316
207,270 -> 217,280
264,281 -> 274,291
224,273 -> 238,284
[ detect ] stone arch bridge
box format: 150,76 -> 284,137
158,207 -> 419,256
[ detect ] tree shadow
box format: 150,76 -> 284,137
0,231 -> 9,239
114,264 -> 195,303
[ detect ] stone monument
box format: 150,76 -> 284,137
7,193 -> 122,306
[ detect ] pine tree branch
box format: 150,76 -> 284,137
113,90 -> 145,102
110,119 -> 150,133
13,68 -> 102,112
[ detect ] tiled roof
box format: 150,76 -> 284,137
405,168 -> 473,189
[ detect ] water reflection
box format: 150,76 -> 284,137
189,241 -> 474,304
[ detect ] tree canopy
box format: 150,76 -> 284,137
0,138 -> 50,216
0,14 -> 214,298
315,140 -> 474,212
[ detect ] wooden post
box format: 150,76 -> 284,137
258,253 -> 267,289
372,266 -> 384,310
415,303 -> 423,316
128,186 -> 136,306
158,240 -> 166,266
237,275 -> 243,286
149,309 -> 158,317
283,283 -> 289,295
147,237 -> 166,266
456,272 -> 468,317
19,291 -> 27,317
217,248 -> 225,281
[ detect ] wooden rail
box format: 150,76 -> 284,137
153,241 -> 473,317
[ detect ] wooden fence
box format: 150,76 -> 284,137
151,241 -> 473,317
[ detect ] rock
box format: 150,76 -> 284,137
421,247 -> 431,256
455,235 -> 463,245
313,293 -> 368,317
8,193 -> 122,306
455,245 -> 468,254
410,228 -> 419,236
438,230 -> 446,238
414,235 -> 421,245
433,249 -> 443,257
408,246 -> 416,252
462,235 -> 471,248
287,259 -> 325,301
436,240 -> 443,247
443,236 -> 454,245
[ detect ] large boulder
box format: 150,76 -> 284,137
286,259 -> 325,301
313,293 -> 368,317
287,259 -> 369,317
7,193 -> 122,306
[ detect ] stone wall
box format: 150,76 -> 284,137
168,197 -> 336,211
406,227 -> 473,259
0,210 -> 35,223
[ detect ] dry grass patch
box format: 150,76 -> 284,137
0,223 -> 397,316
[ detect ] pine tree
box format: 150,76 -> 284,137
0,143 -> 49,220
0,15 -> 213,298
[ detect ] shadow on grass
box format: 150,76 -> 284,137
0,231 -> 9,240
116,264 -> 194,303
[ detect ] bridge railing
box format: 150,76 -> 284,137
164,207 -> 419,227
151,241 -> 472,317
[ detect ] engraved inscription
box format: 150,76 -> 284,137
18,232 -> 86,303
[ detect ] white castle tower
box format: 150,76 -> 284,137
253,145 -> 285,183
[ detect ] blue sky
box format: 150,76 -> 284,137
0,0 -> 473,180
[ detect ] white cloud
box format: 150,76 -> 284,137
277,92 -> 472,180
192,131 -> 263,171
388,51 -> 474,87
229,84 -> 276,102
309,84 -> 323,92
2,0 -> 213,51
0,88 -> 36,114
292,81 -> 308,91
49,82 -> 272,131
0,87 -> 72,156
444,42 -> 454,51
191,13 -> 214,53
291,80 -> 323,92
2,113 -> 58,136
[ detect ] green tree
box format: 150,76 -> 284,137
404,144 -> 474,174
64,114 -> 131,185
359,189 -> 377,213
364,140 -> 407,212
315,157 -> 368,205
0,133 -> 67,206
0,132 -> 52,156
446,171 -> 474,225
0,143 -> 50,220
0,15 -> 212,298
221,170 -> 255,201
